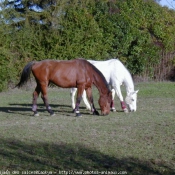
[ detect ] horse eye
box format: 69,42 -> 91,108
132,99 -> 134,101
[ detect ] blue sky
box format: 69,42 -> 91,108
159,0 -> 175,9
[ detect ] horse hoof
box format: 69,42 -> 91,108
111,108 -> 116,112
86,106 -> 91,111
93,110 -> 99,115
34,113 -> 39,117
50,113 -> 55,116
76,113 -> 82,117
124,108 -> 129,113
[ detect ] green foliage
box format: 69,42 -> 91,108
0,49 -> 17,91
0,0 -> 175,91
59,3 -> 109,59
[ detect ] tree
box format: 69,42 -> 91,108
0,0 -> 175,91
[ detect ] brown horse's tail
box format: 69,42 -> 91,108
16,61 -> 35,88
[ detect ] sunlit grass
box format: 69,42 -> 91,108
0,82 -> 175,174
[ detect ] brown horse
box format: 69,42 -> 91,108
16,59 -> 112,117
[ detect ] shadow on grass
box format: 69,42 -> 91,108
0,103 -> 91,116
0,138 -> 174,175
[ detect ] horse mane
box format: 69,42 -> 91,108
113,58 -> 134,90
82,59 -> 110,92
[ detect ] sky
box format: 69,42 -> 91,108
158,0 -> 175,9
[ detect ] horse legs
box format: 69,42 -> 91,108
32,85 -> 41,116
70,88 -> 91,111
82,90 -> 91,110
110,89 -> 116,112
40,83 -> 54,116
114,85 -> 128,112
70,87 -> 77,110
86,88 -> 99,115
74,85 -> 85,117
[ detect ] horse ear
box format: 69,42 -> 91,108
130,90 -> 139,95
135,90 -> 139,94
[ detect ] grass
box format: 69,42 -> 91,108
0,82 -> 175,175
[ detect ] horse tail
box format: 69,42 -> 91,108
16,61 -> 35,88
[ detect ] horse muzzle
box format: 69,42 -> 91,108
101,111 -> 110,116
128,108 -> 136,112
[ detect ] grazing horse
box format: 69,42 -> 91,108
16,59 -> 112,117
71,59 -> 139,112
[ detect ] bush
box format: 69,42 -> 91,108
0,0 -> 175,91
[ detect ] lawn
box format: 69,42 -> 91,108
0,82 -> 174,175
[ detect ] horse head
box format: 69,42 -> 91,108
125,90 -> 139,112
98,91 -> 112,115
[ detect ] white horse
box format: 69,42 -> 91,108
71,59 -> 139,112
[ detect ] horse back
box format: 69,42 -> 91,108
31,59 -> 93,88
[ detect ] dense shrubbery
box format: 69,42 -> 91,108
0,0 -> 175,91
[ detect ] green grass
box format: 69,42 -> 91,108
0,82 -> 175,175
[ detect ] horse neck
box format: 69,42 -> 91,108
123,71 -> 134,95
93,73 -> 109,95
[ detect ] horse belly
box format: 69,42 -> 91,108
53,79 -> 77,88
51,72 -> 77,88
